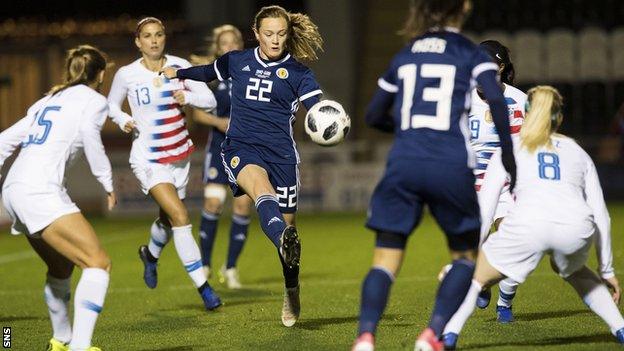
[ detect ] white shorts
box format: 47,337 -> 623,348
482,217 -> 594,284
2,183 -> 80,237
493,186 -> 514,220
130,159 -> 190,199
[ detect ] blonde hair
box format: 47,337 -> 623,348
399,0 -> 468,40
520,85 -> 564,153
48,45 -> 108,95
253,5 -> 323,61
135,17 -> 165,37
190,25 -> 243,65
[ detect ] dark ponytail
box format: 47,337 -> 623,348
479,40 -> 515,85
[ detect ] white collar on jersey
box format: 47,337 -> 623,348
429,26 -> 460,33
254,47 -> 291,68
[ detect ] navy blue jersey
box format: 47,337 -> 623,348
377,29 -> 501,167
178,47 -> 322,164
208,80 -> 231,150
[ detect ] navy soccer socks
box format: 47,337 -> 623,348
226,214 -> 250,269
255,194 -> 286,248
429,258 -> 476,337
199,210 -> 219,267
358,267 -> 394,335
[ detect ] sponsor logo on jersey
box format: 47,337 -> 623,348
242,65 -> 251,71
276,68 -> 289,79
208,167 -> 218,179
230,156 -> 240,169
153,77 -> 163,88
255,69 -> 271,79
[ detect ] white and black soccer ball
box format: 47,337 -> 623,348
304,100 -> 350,146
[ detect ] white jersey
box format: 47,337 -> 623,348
108,54 -> 216,164
469,83 -> 526,191
0,85 -> 113,193
481,135 -> 614,278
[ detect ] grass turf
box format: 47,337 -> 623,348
0,205 -> 623,350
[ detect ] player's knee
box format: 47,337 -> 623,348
203,197 -> 223,214
232,200 -> 251,216
168,207 -> 190,227
84,249 -> 111,272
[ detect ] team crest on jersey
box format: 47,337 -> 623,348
255,69 -> 271,79
230,156 -> 240,169
276,68 -> 289,79
485,110 -> 493,123
153,77 -> 163,88
208,167 -> 218,179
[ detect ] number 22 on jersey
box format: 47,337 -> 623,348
397,64 -> 455,131
245,78 -> 273,102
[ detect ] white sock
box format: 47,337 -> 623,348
172,225 -> 206,288
69,268 -> 109,351
44,275 -> 72,344
579,282 -> 624,334
497,278 -> 519,308
443,280 -> 482,335
148,218 -> 172,259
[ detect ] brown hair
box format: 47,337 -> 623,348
253,5 -> 323,61
48,45 -> 108,95
135,17 -> 165,37
399,0 -> 468,40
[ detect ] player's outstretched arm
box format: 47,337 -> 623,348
107,69 -> 135,133
81,97 -> 114,195
0,114 -> 31,169
477,69 -> 516,190
192,109 -> 229,133
365,88 -> 395,133
584,154 -> 615,281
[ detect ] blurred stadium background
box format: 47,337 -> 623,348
1,0 -> 624,218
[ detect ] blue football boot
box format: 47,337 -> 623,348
476,288 -> 491,309
496,305 -> 514,323
200,284 -> 222,311
442,332 -> 458,350
138,245 -> 158,289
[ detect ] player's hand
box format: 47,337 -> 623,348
173,90 -> 187,105
160,66 -> 177,79
501,151 -> 517,192
122,120 -> 136,133
107,192 -> 117,211
603,276 -> 622,304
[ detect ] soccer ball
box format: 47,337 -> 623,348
304,100 -> 350,146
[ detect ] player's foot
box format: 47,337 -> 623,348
281,285 -> 300,327
496,305 -> 514,323
203,265 -> 211,280
220,265 -> 243,289
441,333 -> 458,350
46,338 -> 68,351
138,245 -> 158,289
614,327 -> 624,344
476,288 -> 491,309
352,332 -> 375,351
279,226 -> 301,268
414,328 -> 443,351
200,284 -> 222,311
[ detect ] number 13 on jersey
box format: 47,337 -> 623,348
397,63 -> 456,131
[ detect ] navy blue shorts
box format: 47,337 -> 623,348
203,143 -> 229,185
221,140 -> 299,213
366,159 -> 480,251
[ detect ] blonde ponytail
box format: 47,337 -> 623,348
520,85 -> 564,153
48,45 -> 107,95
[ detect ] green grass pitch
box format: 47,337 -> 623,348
1,205 -> 623,350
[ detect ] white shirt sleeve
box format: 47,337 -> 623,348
0,115 -> 32,169
81,96 -> 114,193
477,149 -> 508,243
107,68 -> 134,130
583,155 -> 614,279
181,79 -> 217,110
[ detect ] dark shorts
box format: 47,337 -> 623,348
221,140 -> 299,213
203,143 -> 229,185
366,159 -> 480,251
